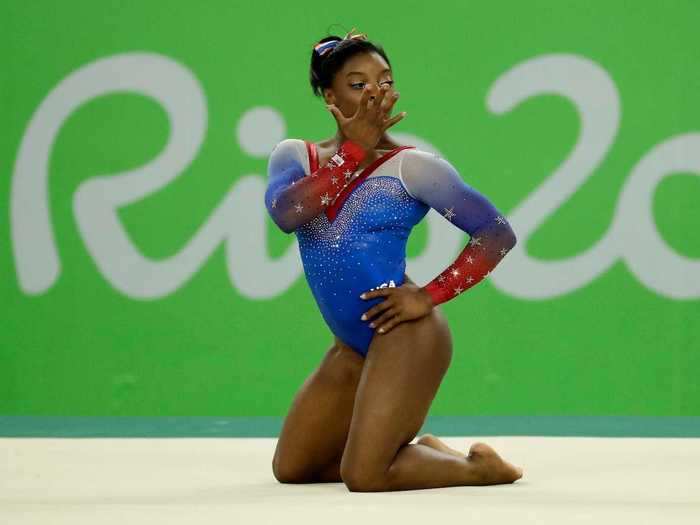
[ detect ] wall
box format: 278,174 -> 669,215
1,1 -> 698,434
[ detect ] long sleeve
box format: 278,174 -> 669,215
265,139 -> 367,234
399,149 -> 517,307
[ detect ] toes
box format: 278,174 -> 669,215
467,443 -> 523,484
504,462 -> 523,482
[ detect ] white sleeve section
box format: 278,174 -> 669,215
267,138 -> 307,179
397,148 -> 419,200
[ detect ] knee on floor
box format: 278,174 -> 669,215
272,456 -> 313,484
340,460 -> 386,492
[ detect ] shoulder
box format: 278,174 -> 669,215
398,148 -> 462,198
270,138 -> 307,158
266,139 -> 312,181
399,147 -> 460,176
399,147 -> 447,163
398,147 -> 453,177
268,139 -> 311,171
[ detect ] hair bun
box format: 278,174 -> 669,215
343,27 -> 367,41
313,28 -> 367,57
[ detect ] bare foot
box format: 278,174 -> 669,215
466,442 -> 524,485
416,433 -> 465,459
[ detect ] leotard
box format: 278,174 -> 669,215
265,138 -> 517,357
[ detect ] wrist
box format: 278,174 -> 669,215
340,139 -> 367,163
419,286 -> 436,309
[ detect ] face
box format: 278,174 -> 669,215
323,51 -> 395,119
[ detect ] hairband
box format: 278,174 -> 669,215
313,27 -> 367,57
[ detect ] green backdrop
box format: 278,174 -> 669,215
2,0 -> 699,436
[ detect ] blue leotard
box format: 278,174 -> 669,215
265,138 -> 516,357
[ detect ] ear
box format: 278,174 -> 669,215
323,88 -> 336,106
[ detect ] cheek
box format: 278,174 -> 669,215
340,97 -> 362,115
349,93 -> 371,108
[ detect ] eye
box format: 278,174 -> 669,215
351,80 -> 394,89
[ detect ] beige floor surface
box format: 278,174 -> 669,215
1,436 -> 699,524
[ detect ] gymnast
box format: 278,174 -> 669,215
264,27 -> 523,491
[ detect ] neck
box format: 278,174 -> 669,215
334,130 -> 394,150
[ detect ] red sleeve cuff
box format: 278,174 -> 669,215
340,140 -> 367,162
422,283 -> 442,307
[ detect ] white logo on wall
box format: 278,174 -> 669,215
10,52 -> 700,300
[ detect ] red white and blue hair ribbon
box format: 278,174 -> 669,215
314,40 -> 340,56
313,28 -> 367,56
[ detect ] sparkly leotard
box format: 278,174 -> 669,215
265,138 -> 516,357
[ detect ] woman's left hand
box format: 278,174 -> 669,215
360,282 -> 434,335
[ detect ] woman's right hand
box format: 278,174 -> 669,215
326,84 -> 406,153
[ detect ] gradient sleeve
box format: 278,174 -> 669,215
264,138 -> 366,234
399,148 -> 517,306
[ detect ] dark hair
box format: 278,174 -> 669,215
309,35 -> 392,98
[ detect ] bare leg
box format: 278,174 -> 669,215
316,434 -> 478,482
339,309 -> 523,492
271,338 -> 505,484
401,280 -> 467,460
272,340 -> 364,483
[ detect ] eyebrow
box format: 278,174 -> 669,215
346,68 -> 391,77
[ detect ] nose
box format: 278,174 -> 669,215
368,83 -> 386,101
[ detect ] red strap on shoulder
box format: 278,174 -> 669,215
304,140 -> 319,174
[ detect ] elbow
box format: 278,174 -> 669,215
265,203 -> 295,234
507,226 -> 517,249
490,220 -> 516,251
502,225 -> 517,251
495,214 -> 517,249
273,217 -> 295,234
265,193 -> 297,234
481,219 -> 517,250
270,213 -> 296,235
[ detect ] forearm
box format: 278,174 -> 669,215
421,222 -> 516,307
270,140 -> 366,232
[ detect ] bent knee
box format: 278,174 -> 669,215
272,456 -> 311,484
340,464 -> 384,492
340,453 -> 392,492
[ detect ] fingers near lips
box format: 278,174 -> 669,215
357,85 -> 371,116
382,86 -> 399,118
383,91 -> 399,116
371,84 -> 388,113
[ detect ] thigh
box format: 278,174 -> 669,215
339,309 -> 453,482
272,338 -> 365,482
